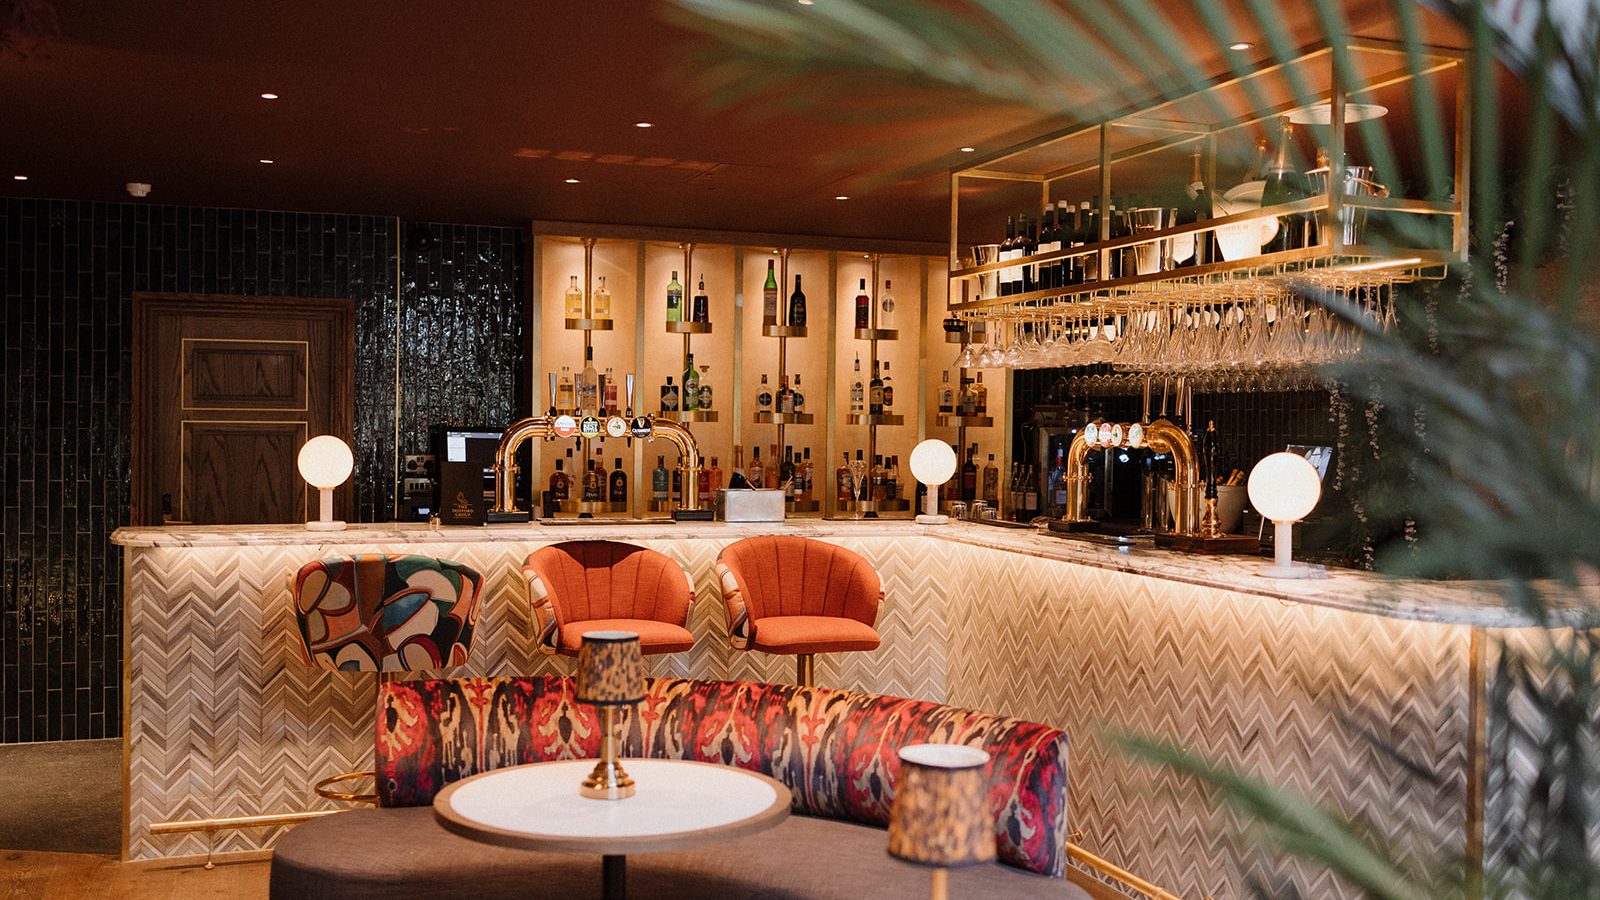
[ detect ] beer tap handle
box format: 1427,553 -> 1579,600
547,371 -> 558,416
625,373 -> 636,417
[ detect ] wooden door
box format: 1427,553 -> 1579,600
132,294 -> 355,526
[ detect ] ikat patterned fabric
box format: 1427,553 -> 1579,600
293,555 -> 482,673
375,676 -> 1070,877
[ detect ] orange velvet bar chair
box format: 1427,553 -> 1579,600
521,541 -> 697,657
715,535 -> 883,687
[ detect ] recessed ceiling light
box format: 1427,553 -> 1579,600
834,195 -> 849,200
959,146 -> 976,153
1229,42 -> 1252,51
260,92 -> 279,100
259,158 -> 274,164
565,178 -> 581,184
798,0 -> 814,5
635,122 -> 653,128
12,175 -> 26,181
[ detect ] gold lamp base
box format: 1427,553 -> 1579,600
579,758 -> 637,800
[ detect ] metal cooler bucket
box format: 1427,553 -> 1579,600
1306,164 -> 1388,246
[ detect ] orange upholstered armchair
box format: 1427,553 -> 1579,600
521,541 -> 697,656
715,535 -> 883,686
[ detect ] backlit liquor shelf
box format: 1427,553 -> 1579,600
525,225 -> 1002,522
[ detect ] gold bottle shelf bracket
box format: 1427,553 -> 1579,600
663,409 -> 719,423
667,320 -> 712,334
554,500 -> 630,515
853,327 -> 898,341
753,411 -> 815,426
565,317 -> 615,331
938,414 -> 994,428
762,324 -> 808,339
847,414 -> 904,427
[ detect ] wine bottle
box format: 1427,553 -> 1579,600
1056,200 -> 1076,285
788,275 -> 807,327
962,444 -> 979,501
1080,200 -> 1099,282
854,277 -> 870,330
1175,150 -> 1212,267
1020,213 -> 1038,294
1260,118 -> 1307,254
762,259 -> 778,328
582,459 -> 603,502
666,270 -> 683,322
999,215 -> 1017,296
565,275 -> 585,318
780,447 -> 796,497
697,364 -> 713,411
1037,205 -> 1059,291
777,376 -> 794,415
603,366 -> 618,413
692,276 -> 709,324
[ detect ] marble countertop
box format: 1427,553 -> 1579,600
111,520 -> 1594,629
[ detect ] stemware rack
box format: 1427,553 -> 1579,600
945,38 -> 1468,344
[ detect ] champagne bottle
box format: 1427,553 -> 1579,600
762,259 -> 778,328
1175,150 -> 1210,267
1260,118 -> 1307,254
854,277 -> 870,330
666,270 -> 683,323
565,275 -> 585,318
788,275 -> 807,327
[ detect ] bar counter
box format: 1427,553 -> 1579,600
112,520 -> 1560,897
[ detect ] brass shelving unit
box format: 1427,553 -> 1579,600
946,37 -> 1467,323
847,254 -> 907,518
553,237 -> 630,519
752,248 -> 820,515
661,243 -> 719,425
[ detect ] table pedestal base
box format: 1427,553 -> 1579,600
603,854 -> 626,900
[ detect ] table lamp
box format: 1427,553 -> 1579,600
297,435 -> 354,531
910,440 -> 959,525
1247,452 -> 1323,578
888,743 -> 994,900
576,630 -> 646,800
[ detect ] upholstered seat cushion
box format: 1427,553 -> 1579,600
269,807 -> 1091,900
557,618 -> 695,655
752,615 -> 881,654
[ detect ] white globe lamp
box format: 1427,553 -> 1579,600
909,440 -> 959,525
298,435 -> 354,531
1247,452 -> 1323,578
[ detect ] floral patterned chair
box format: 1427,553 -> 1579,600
520,541 -> 696,657
291,553 -> 483,801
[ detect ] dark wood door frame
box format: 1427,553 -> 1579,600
131,293 -> 356,527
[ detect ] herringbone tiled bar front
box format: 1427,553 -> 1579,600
112,520 -> 1541,899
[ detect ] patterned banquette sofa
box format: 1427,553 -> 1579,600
269,676 -> 1089,900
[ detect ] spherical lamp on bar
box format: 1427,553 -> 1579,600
1246,452 -> 1323,578
910,440 -> 959,525
297,435 -> 354,531
888,743 -> 994,900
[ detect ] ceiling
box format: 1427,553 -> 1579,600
0,1 -> 1468,243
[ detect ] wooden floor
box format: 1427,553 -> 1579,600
0,851 -> 269,900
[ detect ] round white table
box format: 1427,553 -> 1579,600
433,758 -> 792,900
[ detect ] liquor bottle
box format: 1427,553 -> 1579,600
697,459 -> 712,504
757,374 -> 773,413
1175,150 -> 1213,267
982,453 -> 1000,505
868,362 -> 884,415
871,454 -> 886,501
958,376 -> 975,417
1244,134 -> 1270,181
709,457 -> 723,495
697,364 -> 713,411
603,367 -> 619,414
666,270 -> 683,322
880,362 -> 894,413
748,446 -> 764,488
1260,118 -> 1308,253
792,374 -> 806,414
961,444 -> 978,501
682,353 -> 700,412
1036,205 -> 1059,291
1049,448 -> 1068,517
1024,465 -> 1039,519
565,275 -> 585,318
973,372 -> 988,414
729,446 -> 749,489
549,458 -> 569,501
583,459 -> 603,502
938,370 -> 954,414
836,452 -> 853,503
660,375 -> 678,413
885,455 -> 900,500
1057,200 -> 1077,285
850,354 -> 864,413
854,277 -> 871,330
609,457 -> 628,502
672,466 -> 681,504
777,376 -> 795,415
592,275 -> 612,321
788,275 -> 807,327
692,276 -> 710,324
1107,196 -> 1130,279
768,444 -> 780,490
579,347 -> 599,416
999,215 -> 1018,296
780,446 -> 796,497
1020,213 -> 1038,293
801,448 -> 814,500
557,366 -> 576,414
1078,200 -> 1098,282
762,259 -> 779,328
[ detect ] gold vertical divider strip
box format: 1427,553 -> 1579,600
1454,55 -> 1471,262
1465,625 -> 1487,900
731,248 -> 745,490
916,257 -> 929,449
392,218 -> 403,520
823,251 -> 839,519
634,240 -> 647,516
528,234 -> 545,508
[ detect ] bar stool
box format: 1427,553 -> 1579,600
715,535 -> 882,687
521,541 -> 696,657
292,553 -> 483,802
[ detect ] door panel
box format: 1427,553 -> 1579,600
133,294 -> 355,527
